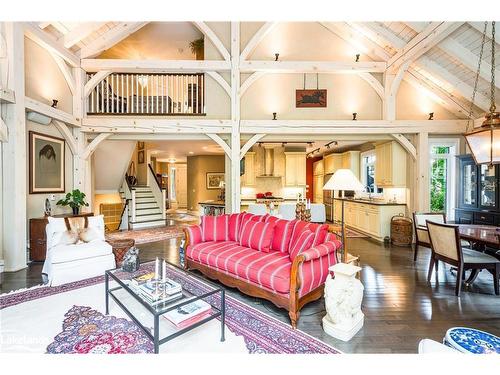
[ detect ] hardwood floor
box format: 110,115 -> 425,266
2,231 -> 499,353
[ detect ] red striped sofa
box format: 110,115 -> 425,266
184,212 -> 342,328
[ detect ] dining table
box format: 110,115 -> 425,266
457,224 -> 500,286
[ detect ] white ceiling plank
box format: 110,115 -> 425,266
192,22 -> 230,61
468,22 -> 496,40
80,22 -> 148,59
240,22 -> 277,61
354,22 -> 406,49
24,23 -> 80,67
62,22 -> 107,48
81,59 -> 231,73
388,22 -> 464,72
416,56 -> 492,112
239,60 -> 386,73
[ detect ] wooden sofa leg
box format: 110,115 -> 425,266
288,310 -> 299,329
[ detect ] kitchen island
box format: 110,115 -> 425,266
333,198 -> 407,242
199,200 -> 225,216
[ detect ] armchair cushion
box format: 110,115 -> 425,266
186,225 -> 203,245
289,229 -> 315,260
239,220 -> 276,252
49,241 -> 112,264
47,215 -> 105,250
200,215 -> 229,241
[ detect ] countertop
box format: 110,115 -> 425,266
333,197 -> 406,206
198,200 -> 225,207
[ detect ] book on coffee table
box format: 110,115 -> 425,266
162,299 -> 212,327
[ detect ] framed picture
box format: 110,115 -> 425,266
29,131 -> 65,194
138,150 -> 145,164
206,172 -> 225,190
296,89 -> 327,108
138,141 -> 145,150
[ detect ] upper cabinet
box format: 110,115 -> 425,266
313,160 -> 324,176
285,152 -> 306,186
375,141 -> 406,187
241,152 -> 256,186
342,151 -> 360,178
324,153 -> 343,174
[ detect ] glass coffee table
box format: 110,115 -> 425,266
105,261 -> 225,353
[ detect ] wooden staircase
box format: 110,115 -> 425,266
119,185 -> 166,230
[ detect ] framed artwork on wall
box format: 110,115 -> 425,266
138,141 -> 145,150
206,172 -> 225,190
29,131 -> 65,194
296,89 -> 327,108
138,150 -> 145,164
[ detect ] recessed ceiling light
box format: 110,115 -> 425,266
188,151 -> 194,154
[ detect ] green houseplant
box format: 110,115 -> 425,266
56,189 -> 89,215
189,37 -> 204,60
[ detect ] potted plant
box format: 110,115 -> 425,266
56,189 -> 89,215
189,37 -> 204,60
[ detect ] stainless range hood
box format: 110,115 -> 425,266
257,147 -> 282,178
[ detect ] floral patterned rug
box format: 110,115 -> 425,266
2,262 -> 341,354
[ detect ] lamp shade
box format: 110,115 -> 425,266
464,126 -> 500,165
323,169 -> 364,191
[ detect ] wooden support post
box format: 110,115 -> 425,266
1,23 -> 27,271
416,132 -> 429,212
229,22 -> 241,213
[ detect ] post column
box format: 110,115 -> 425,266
1,23 -> 27,271
229,22 -> 241,213
415,131 -> 429,212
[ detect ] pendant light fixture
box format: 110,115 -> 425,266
463,21 -> 499,166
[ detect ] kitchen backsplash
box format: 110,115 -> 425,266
241,183 -> 305,200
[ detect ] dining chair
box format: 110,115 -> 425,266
413,212 -> 446,261
247,203 -> 267,216
426,220 -> 500,296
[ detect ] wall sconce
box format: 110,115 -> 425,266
272,112 -> 277,120
274,53 -> 279,61
428,112 -> 434,120
352,112 -> 357,121
355,54 -> 360,62
51,99 -> 58,108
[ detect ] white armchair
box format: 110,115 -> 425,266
42,215 -> 116,286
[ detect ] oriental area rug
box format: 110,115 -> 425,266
105,226 -> 185,245
0,262 -> 340,354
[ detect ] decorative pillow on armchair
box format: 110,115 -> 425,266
239,220 -> 276,252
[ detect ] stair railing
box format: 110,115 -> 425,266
148,163 -> 166,219
121,173 -> 134,228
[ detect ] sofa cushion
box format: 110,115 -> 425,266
237,212 -> 256,241
186,241 -> 291,293
201,215 -> 229,241
239,220 -> 276,252
290,221 -> 329,249
266,216 -> 298,253
49,241 -> 112,264
289,229 -> 315,260
251,213 -> 270,222
228,213 -> 243,241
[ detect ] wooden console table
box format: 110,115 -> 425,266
29,212 -> 94,262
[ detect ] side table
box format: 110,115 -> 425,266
444,327 -> 500,354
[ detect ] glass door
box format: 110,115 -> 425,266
458,156 -> 478,209
479,164 -> 497,209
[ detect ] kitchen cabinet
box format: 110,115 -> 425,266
313,160 -> 324,176
341,151 -> 360,178
324,153 -> 343,174
334,199 -> 406,241
313,174 -> 324,203
241,152 -> 256,186
375,141 -> 406,187
285,152 -> 306,186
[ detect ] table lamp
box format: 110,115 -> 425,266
323,169 -> 364,263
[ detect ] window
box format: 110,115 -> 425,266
429,140 -> 459,219
361,151 -> 382,194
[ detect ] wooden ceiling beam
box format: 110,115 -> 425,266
81,58 -> 231,73
61,22 -> 106,48
239,60 -> 386,73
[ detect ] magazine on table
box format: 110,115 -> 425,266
162,299 -> 212,327
139,289 -> 183,306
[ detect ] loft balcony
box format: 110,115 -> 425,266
86,72 -> 206,116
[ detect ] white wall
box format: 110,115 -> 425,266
93,140 -> 136,192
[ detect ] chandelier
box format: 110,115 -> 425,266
463,21 -> 499,166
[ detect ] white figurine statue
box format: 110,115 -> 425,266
322,263 -> 364,342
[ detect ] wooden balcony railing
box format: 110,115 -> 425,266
86,73 -> 205,116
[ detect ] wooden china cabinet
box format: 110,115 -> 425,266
455,155 -> 500,225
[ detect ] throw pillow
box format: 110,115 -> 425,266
79,227 -> 101,243
266,216 -> 298,253
228,213 -> 242,241
200,215 -> 229,241
237,212 -> 256,241
251,213 -> 270,223
239,220 -> 276,252
290,221 -> 329,249
56,230 -> 80,246
289,229 -> 315,261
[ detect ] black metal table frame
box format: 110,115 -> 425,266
105,262 -> 225,354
